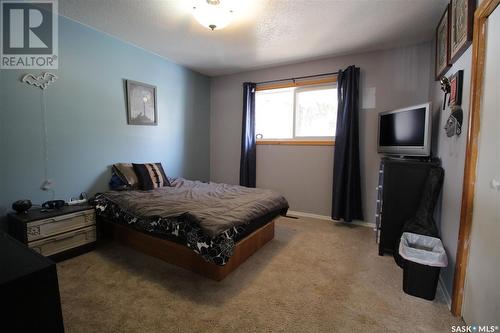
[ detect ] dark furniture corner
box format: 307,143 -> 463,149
0,231 -> 64,332
376,157 -> 441,256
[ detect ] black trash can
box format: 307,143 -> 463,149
399,232 -> 448,301
402,260 -> 441,300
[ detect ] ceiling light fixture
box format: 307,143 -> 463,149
192,0 -> 234,31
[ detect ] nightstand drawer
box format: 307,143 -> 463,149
27,209 -> 95,242
28,226 -> 96,257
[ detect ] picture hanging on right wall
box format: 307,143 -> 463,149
435,5 -> 451,80
450,0 -> 476,63
449,70 -> 464,106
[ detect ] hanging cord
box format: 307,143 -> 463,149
40,89 -> 48,181
40,89 -> 55,200
21,72 -> 58,200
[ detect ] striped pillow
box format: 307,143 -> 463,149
112,163 -> 139,189
132,163 -> 171,190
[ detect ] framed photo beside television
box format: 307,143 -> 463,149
450,0 -> 475,63
125,80 -> 158,126
449,70 -> 464,106
435,6 -> 451,80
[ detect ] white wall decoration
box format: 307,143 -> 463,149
21,72 -> 58,195
22,72 -> 58,90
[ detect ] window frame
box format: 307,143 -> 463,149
255,77 -> 337,146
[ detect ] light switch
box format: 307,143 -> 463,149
490,179 -> 500,191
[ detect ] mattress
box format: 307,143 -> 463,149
94,178 -> 288,265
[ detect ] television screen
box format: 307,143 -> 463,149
379,107 -> 426,147
377,102 -> 431,156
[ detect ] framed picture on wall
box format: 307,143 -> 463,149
450,0 -> 476,63
435,5 -> 451,80
449,70 -> 464,106
125,80 -> 158,126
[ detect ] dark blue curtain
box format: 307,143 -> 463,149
239,82 -> 257,187
331,66 -> 364,221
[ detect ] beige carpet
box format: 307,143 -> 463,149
57,216 -> 462,333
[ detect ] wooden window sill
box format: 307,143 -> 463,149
256,140 -> 335,146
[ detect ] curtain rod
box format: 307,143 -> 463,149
255,71 -> 339,85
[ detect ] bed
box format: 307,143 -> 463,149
94,177 -> 288,280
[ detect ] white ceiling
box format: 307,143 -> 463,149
59,0 -> 448,76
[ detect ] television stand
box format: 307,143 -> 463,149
383,155 -> 438,163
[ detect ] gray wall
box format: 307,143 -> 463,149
430,45 -> 473,300
0,16 -> 211,229
256,145 -> 334,215
210,43 -> 432,222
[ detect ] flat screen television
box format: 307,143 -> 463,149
377,102 -> 432,157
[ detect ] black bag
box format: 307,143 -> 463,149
394,166 -> 444,268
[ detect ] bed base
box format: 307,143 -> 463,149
100,219 -> 275,281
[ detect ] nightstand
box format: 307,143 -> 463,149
8,205 -> 96,261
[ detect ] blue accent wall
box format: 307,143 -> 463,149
0,16 -> 210,228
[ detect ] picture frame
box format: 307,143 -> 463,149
435,5 -> 451,81
450,0 -> 476,63
125,80 -> 158,126
449,70 -> 464,106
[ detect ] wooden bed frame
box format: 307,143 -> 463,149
100,219 -> 275,281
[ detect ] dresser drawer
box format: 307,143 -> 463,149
27,209 -> 95,242
28,226 -> 96,257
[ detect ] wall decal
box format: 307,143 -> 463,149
21,72 -> 58,195
21,72 -> 58,90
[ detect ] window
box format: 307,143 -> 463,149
255,88 -> 294,139
255,83 -> 337,144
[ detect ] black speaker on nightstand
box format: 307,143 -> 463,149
12,200 -> 32,214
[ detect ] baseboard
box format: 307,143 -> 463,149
287,210 -> 375,229
438,275 -> 452,310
